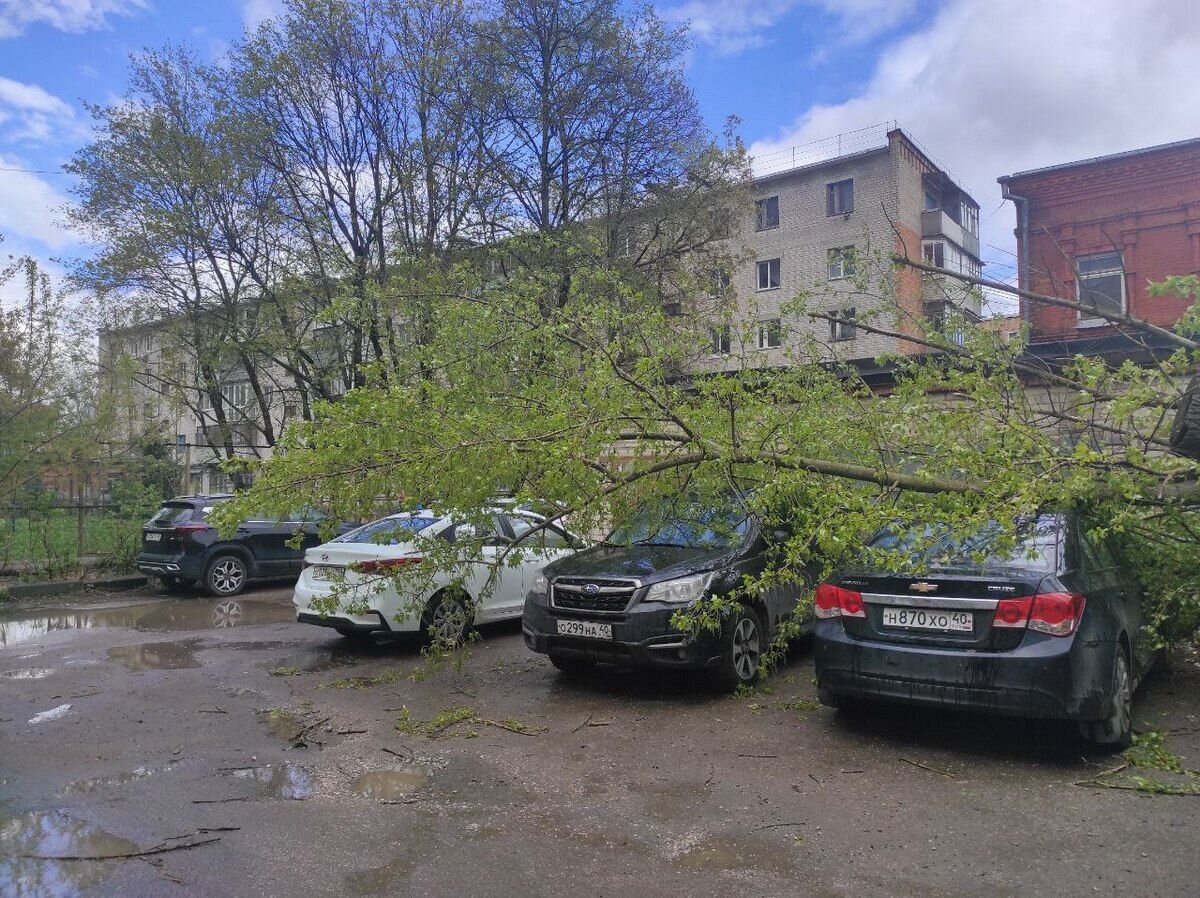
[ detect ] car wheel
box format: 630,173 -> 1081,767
707,605 -> 764,692
204,554 -> 248,597
423,590 -> 471,647
1080,645 -> 1133,750
549,653 -> 595,676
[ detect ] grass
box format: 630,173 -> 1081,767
0,512 -> 147,577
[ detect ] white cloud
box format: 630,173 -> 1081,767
0,77 -> 76,142
241,0 -> 284,30
747,0 -> 1200,278
0,0 -> 146,39
0,154 -> 73,250
663,0 -> 917,56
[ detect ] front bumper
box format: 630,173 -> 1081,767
522,594 -> 721,670
135,552 -> 202,581
813,619 -> 1114,721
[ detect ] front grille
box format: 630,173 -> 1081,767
551,577 -> 639,614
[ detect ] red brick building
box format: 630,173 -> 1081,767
998,137 -> 1200,343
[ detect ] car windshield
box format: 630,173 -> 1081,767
335,515 -> 438,545
867,515 -> 1063,573
607,500 -> 750,550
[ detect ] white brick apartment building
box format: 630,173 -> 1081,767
702,126 -> 984,380
97,126 -> 984,490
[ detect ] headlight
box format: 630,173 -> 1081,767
644,572 -> 714,606
531,574 -> 548,596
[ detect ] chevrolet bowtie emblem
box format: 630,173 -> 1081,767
909,581 -> 938,593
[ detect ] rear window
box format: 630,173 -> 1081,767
867,515 -> 1064,573
334,516 -> 439,545
150,504 -> 198,526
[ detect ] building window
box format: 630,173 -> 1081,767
176,434 -> 186,452
1077,252 -> 1125,320
708,265 -> 732,298
923,240 -> 980,279
756,258 -> 781,291
827,246 -> 856,280
224,382 -> 249,409
960,201 -> 979,237
710,325 -> 731,356
757,319 -> 782,350
755,196 -> 780,231
924,188 -> 940,211
827,179 -> 854,215
829,308 -> 857,342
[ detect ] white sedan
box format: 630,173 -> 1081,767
293,508 -> 579,644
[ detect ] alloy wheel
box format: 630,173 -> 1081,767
210,558 -> 245,595
1111,651 -> 1132,739
431,597 -> 468,645
731,615 -> 761,681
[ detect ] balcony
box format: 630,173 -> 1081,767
921,209 -> 980,258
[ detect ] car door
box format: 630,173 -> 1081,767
1090,528 -> 1151,678
500,514 -> 577,619
1077,522 -> 1140,669
456,515 -> 521,621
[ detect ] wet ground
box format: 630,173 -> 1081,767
1,584 -> 1199,897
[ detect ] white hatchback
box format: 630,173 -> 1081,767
293,508 -> 578,643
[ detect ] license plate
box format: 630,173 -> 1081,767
310,565 -> 340,581
145,532 -> 161,542
882,607 -> 973,633
556,619 -> 612,640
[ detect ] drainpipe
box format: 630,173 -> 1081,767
1000,178 -> 1030,326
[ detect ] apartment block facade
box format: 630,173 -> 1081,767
999,137 -> 1200,344
704,127 -> 983,374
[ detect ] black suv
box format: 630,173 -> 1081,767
522,499 -> 807,691
135,496 -> 344,597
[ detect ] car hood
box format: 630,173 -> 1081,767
544,544 -> 737,585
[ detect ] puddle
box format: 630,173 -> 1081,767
0,597 -> 294,648
0,810 -> 138,898
671,835 -> 794,873
344,854 -> 417,894
28,704 -> 71,724
257,708 -> 304,740
0,667 -> 53,680
349,765 -> 430,801
107,639 -> 202,672
62,765 -> 169,795
225,763 -> 315,800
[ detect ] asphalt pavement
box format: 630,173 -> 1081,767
1,583 -> 1198,897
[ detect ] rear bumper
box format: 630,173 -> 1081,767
522,594 -> 721,670
135,552 -> 202,581
292,582 -> 421,634
813,619 -> 1113,721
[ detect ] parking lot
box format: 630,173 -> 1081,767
2,582 -> 1199,897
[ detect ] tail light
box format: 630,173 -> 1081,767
173,524 -> 208,538
814,583 -> 865,619
1029,592 -> 1085,636
990,592 -> 1084,636
355,557 -> 422,574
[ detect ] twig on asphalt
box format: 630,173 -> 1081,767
381,745 -> 413,760
900,757 -> 958,779
191,796 -> 253,804
737,753 -> 779,759
452,685 -> 477,698
141,857 -> 187,885
704,764 -> 716,787
198,707 -> 228,714
19,835 -> 222,861
754,822 -> 806,832
337,728 -> 368,735
289,716 -> 331,747
478,717 -> 546,736
1073,762 -> 1129,785
571,715 -> 592,734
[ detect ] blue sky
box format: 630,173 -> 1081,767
2,0 -> 1199,310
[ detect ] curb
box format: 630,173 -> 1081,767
5,574 -> 149,600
